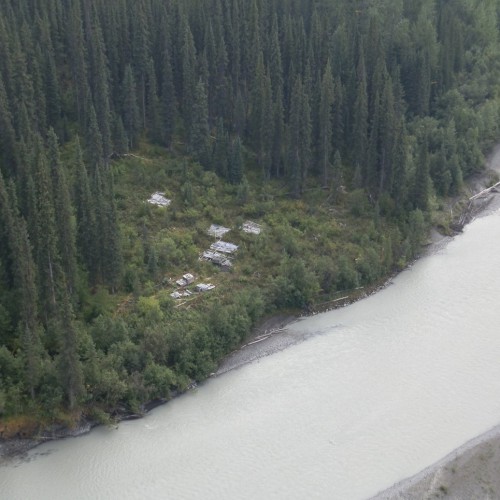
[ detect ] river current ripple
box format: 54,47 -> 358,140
2,208 -> 500,499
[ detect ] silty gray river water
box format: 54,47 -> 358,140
2,195 -> 500,499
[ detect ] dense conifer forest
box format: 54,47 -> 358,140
1,0 -> 500,429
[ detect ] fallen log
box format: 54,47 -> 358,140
469,181 -> 500,201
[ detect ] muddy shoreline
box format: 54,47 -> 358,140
0,420 -> 95,465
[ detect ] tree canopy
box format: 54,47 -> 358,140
1,0 -> 500,424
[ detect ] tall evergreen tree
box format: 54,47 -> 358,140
32,139 -> 63,326
31,44 -> 48,135
269,13 -> 283,101
414,135 -> 431,211
131,0 -> 151,129
319,60 -> 335,187
37,15 -> 61,132
391,120 -> 409,212
213,15 -> 230,124
0,74 -> 18,174
91,163 -> 122,291
56,292 -> 83,410
212,118 -> 229,178
181,23 -> 197,132
67,0 -> 89,127
378,75 -> 397,195
287,77 -> 311,197
332,76 -> 345,160
122,64 -> 141,150
188,79 -> 210,166
47,129 -> 77,298
229,135 -> 244,185
0,171 -> 43,400
249,53 -> 273,179
271,87 -> 285,178
241,0 -> 261,84
85,100 -> 104,173
10,32 -> 36,140
73,138 -> 98,285
85,6 -> 112,161
352,43 -> 369,187
160,46 -> 176,148
146,58 -> 163,144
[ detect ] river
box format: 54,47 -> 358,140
2,203 -> 500,499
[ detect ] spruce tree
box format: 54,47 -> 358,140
31,44 -> 48,134
213,17 -> 229,124
330,150 -> 343,202
204,21 -> 217,123
85,101 -> 104,173
0,171 -> 43,400
332,76 -> 345,157
146,58 -> 163,144
378,76 -> 397,195
37,15 -> 61,132
67,0 -> 88,127
181,23 -> 197,132
94,165 -> 122,292
73,137 -> 98,285
414,135 -> 431,211
131,0 -> 151,129
11,32 -> 36,140
272,87 -> 285,178
228,0 -> 241,91
32,139 -> 63,326
233,89 -> 246,136
249,53 -> 273,179
47,129 -> 78,298
0,75 -> 18,174
229,135 -> 244,185
0,13 -> 14,105
56,293 -> 83,409
242,0 -> 261,84
86,7 -> 112,160
352,40 -> 369,187
112,114 -> 129,156
391,120 -> 408,212
319,60 -> 334,187
122,64 -> 141,150
160,46 -> 176,148
287,77 -> 311,197
212,118 -> 229,179
269,13 -> 283,101
188,80 -> 210,166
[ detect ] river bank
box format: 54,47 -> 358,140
372,424 -> 500,499
215,155 -> 500,378
216,146 -> 500,500
0,420 -> 95,465
370,148 -> 500,500
2,150 -> 500,469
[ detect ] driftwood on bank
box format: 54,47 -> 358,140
469,180 -> 500,201
453,180 -> 500,231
